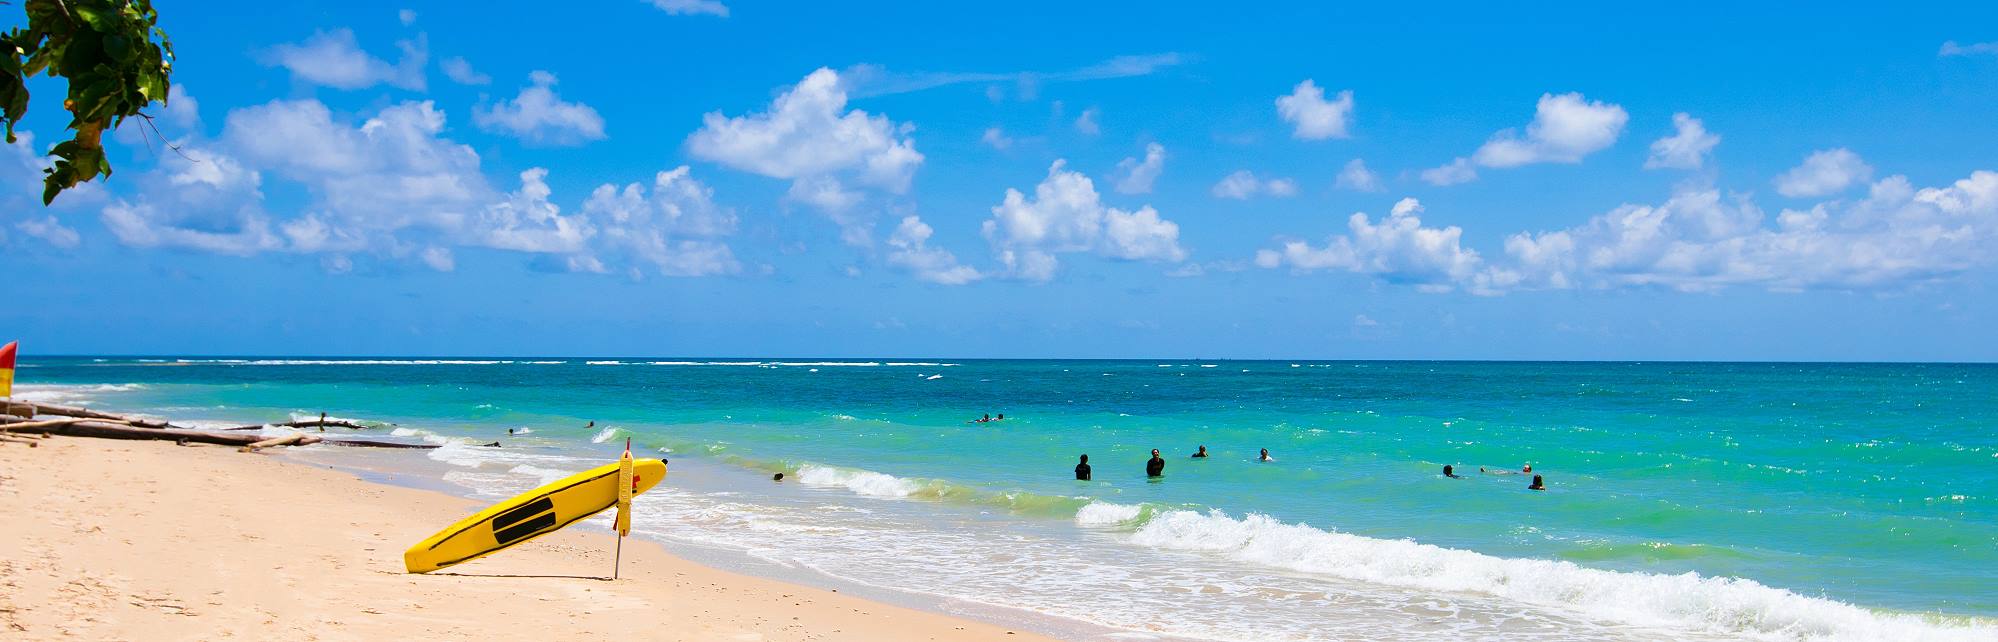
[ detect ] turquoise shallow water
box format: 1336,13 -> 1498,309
12,357 -> 1997,641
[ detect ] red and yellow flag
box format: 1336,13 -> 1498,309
0,341 -> 16,398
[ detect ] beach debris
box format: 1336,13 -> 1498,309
239,433 -> 319,453
218,419 -> 374,431
6,400 -> 182,429
0,409 -> 434,451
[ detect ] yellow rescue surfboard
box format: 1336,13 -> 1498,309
404,458 -> 666,573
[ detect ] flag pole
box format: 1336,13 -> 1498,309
613,436 -> 634,580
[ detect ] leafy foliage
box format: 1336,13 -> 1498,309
2,0 -> 174,204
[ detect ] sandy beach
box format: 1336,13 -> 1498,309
0,437 -> 1057,641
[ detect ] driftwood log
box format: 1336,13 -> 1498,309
240,433 -> 319,452
219,419 -> 373,431
0,417 -> 116,432
12,401 -> 181,429
2,404 -> 438,450
47,420 -> 289,446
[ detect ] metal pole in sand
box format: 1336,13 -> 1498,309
613,437 -> 634,580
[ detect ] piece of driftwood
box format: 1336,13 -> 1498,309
219,419 -> 372,431
239,433 -> 319,452
16,401 -> 180,429
47,421 -> 277,446
41,421 -> 422,450
0,417 -> 114,432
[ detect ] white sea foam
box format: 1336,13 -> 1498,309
795,464 -> 922,498
925,374 -> 944,380
1074,501 -> 1147,526
1121,509 -> 1994,641
590,426 -> 624,443
507,464 -> 575,486
586,360 -> 623,365
7,383 -> 148,405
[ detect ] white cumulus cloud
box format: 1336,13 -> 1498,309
1276,80 -> 1354,140
440,56 -> 491,85
1421,158 -> 1478,186
983,160 -> 1187,281
1335,158 -> 1384,192
1255,197 -> 1483,292
1471,92 -> 1628,168
1486,170 -> 1998,292
15,215 -> 81,249
1773,148 -> 1871,198
687,67 -> 923,243
1112,142 -> 1165,195
262,29 -> 426,91
886,215 -> 981,285
980,127 -> 1013,150
474,71 -> 608,146
1646,113 -> 1720,170
1212,170 -> 1298,199
1075,107 -> 1101,136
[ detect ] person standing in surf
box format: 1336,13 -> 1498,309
1075,454 -> 1092,481
1146,449 -> 1166,478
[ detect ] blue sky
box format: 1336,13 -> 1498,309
3,1 -> 1997,360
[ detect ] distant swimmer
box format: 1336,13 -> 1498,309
773,473 -> 785,482
970,413 -> 992,424
1258,448 -> 1273,462
1146,449 -> 1166,477
479,441 -> 501,448
1191,445 -> 1209,458
1528,474 -> 1546,491
997,413 -> 1005,421
1443,465 -> 1462,478
1481,463 -> 1531,476
507,428 -> 515,435
1075,454 -> 1092,481
587,421 -> 595,429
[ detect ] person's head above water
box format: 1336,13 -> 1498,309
1523,463 -> 1533,473
1443,465 -> 1456,477
997,413 -> 1004,420
1197,445 -> 1207,454
773,472 -> 784,482
1079,454 -> 1089,463
1151,449 -> 1161,458
1529,474 -> 1545,490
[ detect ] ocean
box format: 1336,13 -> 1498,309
11,357 -> 1996,641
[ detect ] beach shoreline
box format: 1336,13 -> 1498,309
0,437 -> 1063,641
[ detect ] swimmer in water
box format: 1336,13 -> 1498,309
997,413 -> 1005,421
1258,448 -> 1273,462
1443,465 -> 1461,478
1191,445 -> 1208,458
1528,474 -> 1546,491
773,472 -> 784,482
1075,454 -> 1092,481
1146,449 -> 1165,477
1481,463 -> 1532,475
